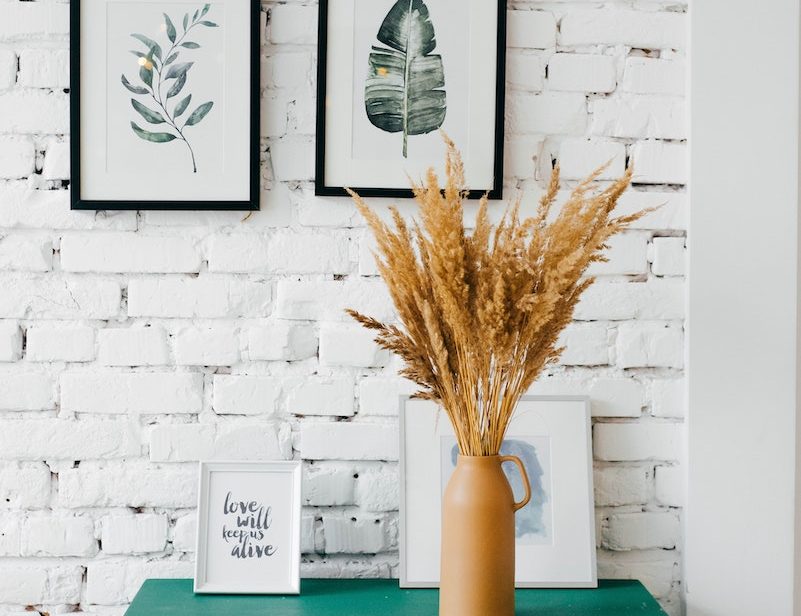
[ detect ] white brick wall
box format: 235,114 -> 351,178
0,1 -> 686,614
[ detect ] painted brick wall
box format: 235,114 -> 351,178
0,0 -> 687,614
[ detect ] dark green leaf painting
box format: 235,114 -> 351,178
365,0 -> 446,158
121,4 -> 216,172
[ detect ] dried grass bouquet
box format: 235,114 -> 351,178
347,136 -> 648,456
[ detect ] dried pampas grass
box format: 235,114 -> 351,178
347,136 -> 649,455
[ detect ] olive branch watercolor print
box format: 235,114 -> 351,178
121,4 -> 218,173
365,0 -> 446,158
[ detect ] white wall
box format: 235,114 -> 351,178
0,0 -> 687,613
687,1 -> 801,614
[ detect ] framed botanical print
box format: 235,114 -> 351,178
315,0 -> 507,199
400,395 -> 597,588
70,0 -> 259,210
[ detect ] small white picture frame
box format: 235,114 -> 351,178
194,461 -> 301,594
400,395 -> 596,589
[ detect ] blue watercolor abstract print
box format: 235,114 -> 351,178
441,436 -> 553,545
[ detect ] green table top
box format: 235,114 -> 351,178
125,578 -> 667,615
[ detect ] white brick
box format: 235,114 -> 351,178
0,462 -> 51,508
604,511 -> 680,550
61,372 -> 203,414
631,141 -> 688,185
207,234 -> 269,272
0,320 -> 21,361
26,325 -> 95,362
0,90 -> 69,134
301,423 -> 399,461
0,274 -> 121,319
245,322 -> 317,361
548,54 -> 616,93
355,466 -> 399,512
655,464 -> 684,507
529,376 -> 644,417
22,515 -> 97,557
560,10 -> 685,49
303,463 -> 356,506
269,4 -> 317,44
97,327 -> 170,366
505,135 -> 544,179
128,277 -> 271,318
575,280 -> 685,321
275,279 -> 394,322
0,50 -> 16,90
263,51 -> 312,89
0,233 -> 52,271
0,512 -> 21,555
358,377 -> 418,416
651,237 -> 685,276
212,375 -> 281,416
0,136 -> 35,179
61,233 -> 201,273
507,52 -> 546,91
18,49 -> 69,89
508,93 -> 587,135
149,422 -> 289,462
85,559 -> 194,604
0,563 -> 81,604
594,422 -> 682,461
320,323 -> 388,368
322,514 -> 394,553
59,461 -> 197,508
172,514 -> 196,552
556,138 -> 626,180
614,190 -> 687,231
588,233 -> 649,276
295,190 -> 362,228
287,377 -> 355,416
43,139 -> 70,180
0,3 -> 69,41
590,96 -> 686,140
267,232 -> 350,274
100,515 -> 169,554
0,372 -> 55,411
597,550 -> 679,598
594,465 -> 650,506
617,322 -> 683,369
651,378 -> 685,418
622,57 -> 686,96
507,10 -> 556,49
557,322 -> 609,366
0,418 -> 138,461
271,137 -> 315,181
301,514 -> 317,553
173,325 -> 240,365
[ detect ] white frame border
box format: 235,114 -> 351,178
399,394 -> 596,589
194,460 -> 302,595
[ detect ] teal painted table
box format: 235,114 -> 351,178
125,579 -> 667,615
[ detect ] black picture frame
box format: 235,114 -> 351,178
70,0 -> 260,211
314,0 -> 507,200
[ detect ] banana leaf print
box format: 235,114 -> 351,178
365,0 -> 446,158
120,4 -> 218,172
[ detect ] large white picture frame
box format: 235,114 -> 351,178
194,461 -> 302,594
400,395 -> 597,588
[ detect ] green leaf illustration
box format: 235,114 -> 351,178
183,12 -> 189,31
181,42 -> 200,49
174,93 -> 192,118
129,50 -> 147,59
166,72 -> 187,98
164,13 -> 177,43
131,99 -> 166,124
364,0 -> 446,158
164,51 -> 179,66
121,74 -> 148,95
201,4 -> 211,17
192,8 -> 199,21
131,121 -> 177,143
199,21 -> 218,27
131,33 -> 163,60
184,101 -> 213,126
165,61 -> 193,80
139,63 -> 153,88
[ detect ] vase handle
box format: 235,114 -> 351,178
500,455 -> 531,512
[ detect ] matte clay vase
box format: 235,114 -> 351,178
440,454 -> 531,616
